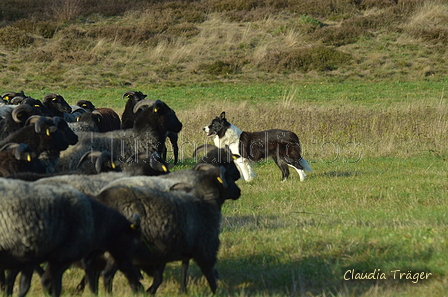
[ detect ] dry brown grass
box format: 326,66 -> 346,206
174,94 -> 448,162
0,0 -> 447,88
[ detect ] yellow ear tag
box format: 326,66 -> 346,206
52,98 -> 57,101
111,162 -> 116,169
4,96 -> 9,100
34,105 -> 40,108
46,128 -> 51,136
154,107 -> 159,112
76,117 -> 80,122
27,154 -> 32,162
232,155 -> 238,160
97,118 -> 101,122
130,224 -> 137,230
162,165 -> 167,172
217,177 -> 224,184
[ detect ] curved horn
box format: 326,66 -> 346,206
122,91 -> 134,100
0,143 -> 29,160
133,99 -> 157,114
12,104 -> 34,123
91,110 -> 103,117
192,144 -> 218,159
25,116 -> 48,133
95,151 -> 113,173
77,150 -> 102,170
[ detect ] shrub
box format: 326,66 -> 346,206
12,19 -> 59,38
299,14 -> 325,28
0,26 -> 34,49
259,46 -> 352,73
198,57 -> 245,75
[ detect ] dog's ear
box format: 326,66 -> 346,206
220,111 -> 226,119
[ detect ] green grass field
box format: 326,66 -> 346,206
9,80 -> 447,297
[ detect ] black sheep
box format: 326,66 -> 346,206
96,163 -> 241,295
0,178 -> 144,297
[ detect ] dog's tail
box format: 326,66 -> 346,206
299,158 -> 312,172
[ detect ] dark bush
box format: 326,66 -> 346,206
12,19 -> 59,38
408,28 -> 448,44
0,26 -> 34,49
198,58 -> 244,75
260,46 -> 352,73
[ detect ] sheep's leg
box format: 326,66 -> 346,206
167,132 -> 179,164
75,274 -> 87,293
102,260 -> 118,293
17,268 -> 34,297
42,262 -> 70,297
196,260 -> 217,294
179,260 -> 189,294
145,264 -> 165,295
5,269 -> 19,296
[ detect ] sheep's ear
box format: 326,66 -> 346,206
217,166 -> 228,188
220,111 -> 226,119
153,100 -> 163,113
170,183 -> 193,193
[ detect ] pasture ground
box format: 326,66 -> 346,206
7,80 -> 448,296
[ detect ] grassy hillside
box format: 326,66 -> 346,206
1,0 -> 447,89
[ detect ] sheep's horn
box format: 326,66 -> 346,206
77,150 -> 99,169
95,151 -> 113,173
0,143 -> 29,160
25,116 -> 48,133
91,110 -> 102,117
12,104 -> 34,123
192,144 -> 218,158
133,99 -> 157,113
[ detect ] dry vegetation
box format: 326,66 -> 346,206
0,0 -> 447,88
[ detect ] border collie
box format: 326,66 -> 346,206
203,112 -> 312,182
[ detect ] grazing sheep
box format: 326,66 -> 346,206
76,150 -> 121,174
0,178 -> 143,297
21,97 -> 53,116
193,144 -> 241,181
68,113 -> 100,132
76,100 -> 122,132
0,143 -> 46,177
122,91 -> 180,164
0,104 -> 43,141
42,93 -> 87,122
56,99 -> 182,173
96,163 -> 241,295
1,91 -> 26,104
0,116 -> 72,158
121,90 -> 147,130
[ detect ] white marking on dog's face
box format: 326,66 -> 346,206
203,126 -> 211,133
